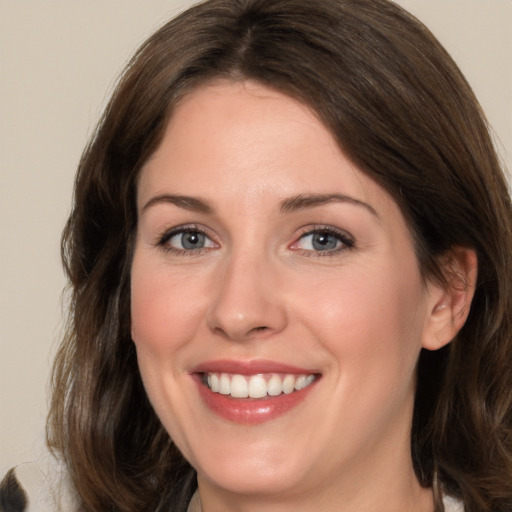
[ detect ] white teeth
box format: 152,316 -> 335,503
248,375 -> 267,398
209,373 -> 219,392
267,374 -> 283,396
282,374 -> 295,394
295,375 -> 307,391
231,374 -> 248,398
204,372 -> 316,398
294,375 -> 315,391
219,374 -> 231,395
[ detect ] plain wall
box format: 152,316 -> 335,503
1,0 -> 511,475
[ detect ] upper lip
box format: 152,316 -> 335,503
190,359 -> 319,375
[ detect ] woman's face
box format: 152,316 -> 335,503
131,81 -> 439,503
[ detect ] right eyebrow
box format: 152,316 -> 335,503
141,194 -> 213,214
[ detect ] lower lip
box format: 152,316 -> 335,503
194,375 -> 318,425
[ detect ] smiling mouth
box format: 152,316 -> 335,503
201,372 -> 317,399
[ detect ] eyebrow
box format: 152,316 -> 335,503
142,194 -> 213,214
280,193 -> 378,217
141,192 -> 378,217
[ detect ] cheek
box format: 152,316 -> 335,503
299,263 -> 427,437
294,259 -> 427,373
130,255 -> 209,357
130,252 -> 206,437
130,260 -> 176,406
131,275 -> 174,359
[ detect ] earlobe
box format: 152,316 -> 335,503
422,247 -> 478,351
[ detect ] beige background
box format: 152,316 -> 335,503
1,0 -> 511,475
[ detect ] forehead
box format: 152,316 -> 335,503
137,80 -> 399,222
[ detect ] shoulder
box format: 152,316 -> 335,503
0,454 -> 79,512
0,467 -> 27,511
443,493 -> 465,512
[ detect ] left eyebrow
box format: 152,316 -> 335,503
280,193 -> 378,217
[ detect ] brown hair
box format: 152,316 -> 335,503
47,0 -> 512,510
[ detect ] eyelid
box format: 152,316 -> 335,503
154,223 -> 219,254
152,223 -> 354,257
289,225 -> 355,255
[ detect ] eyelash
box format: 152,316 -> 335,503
155,224 -> 217,256
154,224 -> 355,257
291,225 -> 355,257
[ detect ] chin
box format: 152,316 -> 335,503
198,461 -> 306,498
191,438 -> 311,497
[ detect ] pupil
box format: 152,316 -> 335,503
182,232 -> 204,249
312,233 -> 337,251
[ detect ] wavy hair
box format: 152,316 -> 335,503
47,0 -> 512,510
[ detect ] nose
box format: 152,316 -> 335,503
206,249 -> 288,342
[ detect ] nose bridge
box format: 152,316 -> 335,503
207,244 -> 287,341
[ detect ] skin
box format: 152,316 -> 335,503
131,80 -> 475,512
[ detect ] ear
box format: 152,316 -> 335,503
422,247 -> 478,351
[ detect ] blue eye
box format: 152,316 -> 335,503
160,228 -> 216,253
294,228 -> 354,254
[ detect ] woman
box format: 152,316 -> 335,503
2,0 -> 511,511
